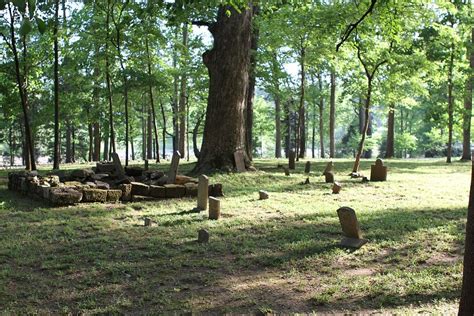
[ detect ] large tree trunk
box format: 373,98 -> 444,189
385,104 -> 395,158
329,69 -> 336,158
178,23 -> 188,158
193,5 -> 253,173
459,155 -> 474,315
462,28 -> 473,161
53,0 -> 60,169
447,43 -> 455,163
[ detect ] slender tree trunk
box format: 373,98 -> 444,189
275,95 -> 282,158
9,125 -> 14,166
352,80 -> 372,173
72,126 -> 76,163
145,37 -> 160,163
141,101 -> 146,160
297,44 -> 306,159
93,122 -> 100,161
447,43 -> 455,163
459,155 -> 474,315
318,73 -> 325,158
105,0 -> 115,154
284,100 -> 291,158
147,105 -> 153,159
88,110 -> 93,162
53,0 -> 60,169
8,5 -> 35,170
385,104 -> 395,158
160,101 -> 167,159
193,113 -> 204,159
462,28 -> 473,161
329,69 -> 336,158
245,6 -> 259,161
193,5 -> 253,172
103,125 -> 109,161
178,23 -> 188,158
172,28 -> 179,153
312,99 -> 316,159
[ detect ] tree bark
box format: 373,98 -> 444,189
318,73 -> 325,158
8,5 -> 35,170
145,36 -> 160,163
447,43 -> 455,163
385,104 -> 395,158
193,5 -> 253,173
329,69 -> 336,158
147,105 -> 153,160
245,5 -> 259,161
65,122 -> 72,163
160,101 -> 167,159
53,0 -> 60,169
275,95 -> 282,158
297,43 -> 306,159
353,85 -> 371,173
459,155 -> 474,315
105,0 -> 115,154
462,28 -> 473,161
193,113 -> 204,159
178,23 -> 188,158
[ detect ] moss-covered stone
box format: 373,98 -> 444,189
149,185 -> 166,198
82,189 -> 107,202
106,190 -> 122,203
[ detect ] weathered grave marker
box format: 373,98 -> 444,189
198,229 -> 209,243
144,217 -> 152,227
167,151 -> 181,184
284,167 -> 290,176
209,197 -> 221,220
323,161 -> 334,176
336,207 -> 367,249
305,161 -> 311,174
370,158 -> 387,181
234,150 -> 246,172
332,182 -> 342,194
325,171 -> 334,183
259,190 -> 269,200
111,153 -> 125,178
197,175 -> 209,210
289,150 -> 296,170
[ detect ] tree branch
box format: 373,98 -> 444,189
336,0 -> 377,52
191,20 -> 212,27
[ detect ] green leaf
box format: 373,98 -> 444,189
19,18 -> 32,36
36,17 -> 46,34
12,0 -> 26,14
28,0 -> 36,19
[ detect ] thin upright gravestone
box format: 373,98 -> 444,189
198,229 -> 209,243
370,158 -> 387,181
336,207 -> 367,249
305,161 -> 311,174
289,150 -> 296,170
234,150 -> 246,173
209,197 -> 221,220
323,161 -> 334,183
197,175 -> 209,210
166,151 -> 181,184
111,153 -> 125,178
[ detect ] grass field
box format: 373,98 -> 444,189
0,158 -> 470,314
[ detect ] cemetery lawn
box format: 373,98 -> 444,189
0,158 -> 469,314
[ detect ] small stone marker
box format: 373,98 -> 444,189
111,153 -> 125,178
336,207 -> 367,249
370,158 -> 387,181
305,161 -> 311,174
144,217 -> 152,227
234,150 -> 246,173
325,171 -> 334,183
196,175 -> 209,210
284,167 -> 290,176
259,190 -> 269,200
304,177 -> 310,185
289,150 -> 296,170
198,229 -> 209,243
167,151 -> 181,184
332,182 -> 342,194
323,161 -> 334,176
209,197 -> 221,220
